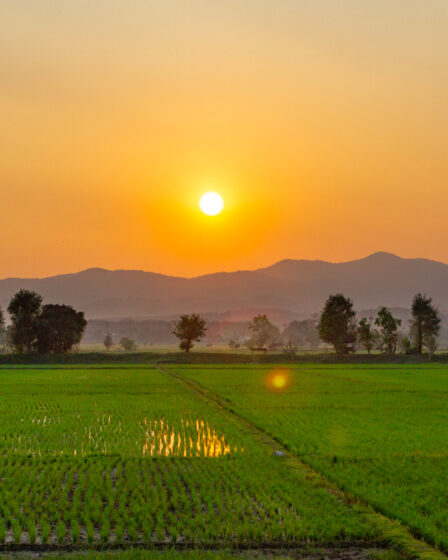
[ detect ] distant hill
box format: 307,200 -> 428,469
1,252 -> 447,320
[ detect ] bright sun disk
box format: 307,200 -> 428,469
199,192 -> 224,216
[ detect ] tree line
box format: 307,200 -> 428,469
0,289 -> 442,357
318,293 -> 440,355
101,314 -> 318,354
163,293 -> 442,356
0,290 -> 86,354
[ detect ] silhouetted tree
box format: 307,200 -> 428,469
104,333 -> 114,352
119,337 -> 137,351
36,304 -> 87,353
0,307 -> 6,351
318,294 -> 357,354
375,307 -> 401,355
7,290 -> 42,353
411,293 -> 441,354
357,318 -> 376,354
248,314 -> 279,349
7,291 -> 86,354
173,314 -> 207,352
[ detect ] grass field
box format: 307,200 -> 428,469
174,365 -> 448,554
0,364 -> 446,560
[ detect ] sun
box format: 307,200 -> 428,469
199,192 -> 224,216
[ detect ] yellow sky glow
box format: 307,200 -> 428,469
1,1 -> 447,278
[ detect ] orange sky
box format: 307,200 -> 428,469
1,1 -> 447,278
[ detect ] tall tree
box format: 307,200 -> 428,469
375,307 -> 401,355
248,314 -> 279,349
7,290 -> 42,353
318,294 -> 357,354
411,293 -> 441,355
36,304 -> 87,353
357,318 -> 376,355
0,307 -> 6,351
173,314 -> 207,352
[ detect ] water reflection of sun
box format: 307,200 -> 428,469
140,417 -> 243,458
265,369 -> 292,392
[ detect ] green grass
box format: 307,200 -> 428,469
0,366 -> 374,548
174,365 -> 448,553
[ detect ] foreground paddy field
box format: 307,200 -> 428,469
0,366 -> 377,551
174,365 -> 448,554
0,364 -> 446,560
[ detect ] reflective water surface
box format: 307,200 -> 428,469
141,417 -> 243,457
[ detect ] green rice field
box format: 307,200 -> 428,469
175,365 -> 448,554
0,364 -> 447,559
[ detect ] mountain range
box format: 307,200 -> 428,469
1,252 -> 447,320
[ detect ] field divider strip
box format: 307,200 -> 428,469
0,542 -> 380,554
157,365 -> 447,560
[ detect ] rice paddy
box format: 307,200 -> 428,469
0,364 -> 446,560
175,365 -> 448,554
0,366 -> 373,550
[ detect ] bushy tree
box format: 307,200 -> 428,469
35,304 -> 87,353
173,314 -> 207,352
248,314 -> 279,349
119,337 -> 137,351
411,293 -> 441,354
104,333 -> 114,351
357,318 -> 376,354
282,319 -> 319,349
375,307 -> 401,355
7,290 -> 86,354
7,290 -> 42,353
318,294 -> 357,354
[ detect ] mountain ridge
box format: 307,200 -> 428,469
1,252 -> 447,319
5,251 -> 435,282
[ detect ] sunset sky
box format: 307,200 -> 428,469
1,1 -> 447,278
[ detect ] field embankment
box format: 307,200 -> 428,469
0,351 -> 446,365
